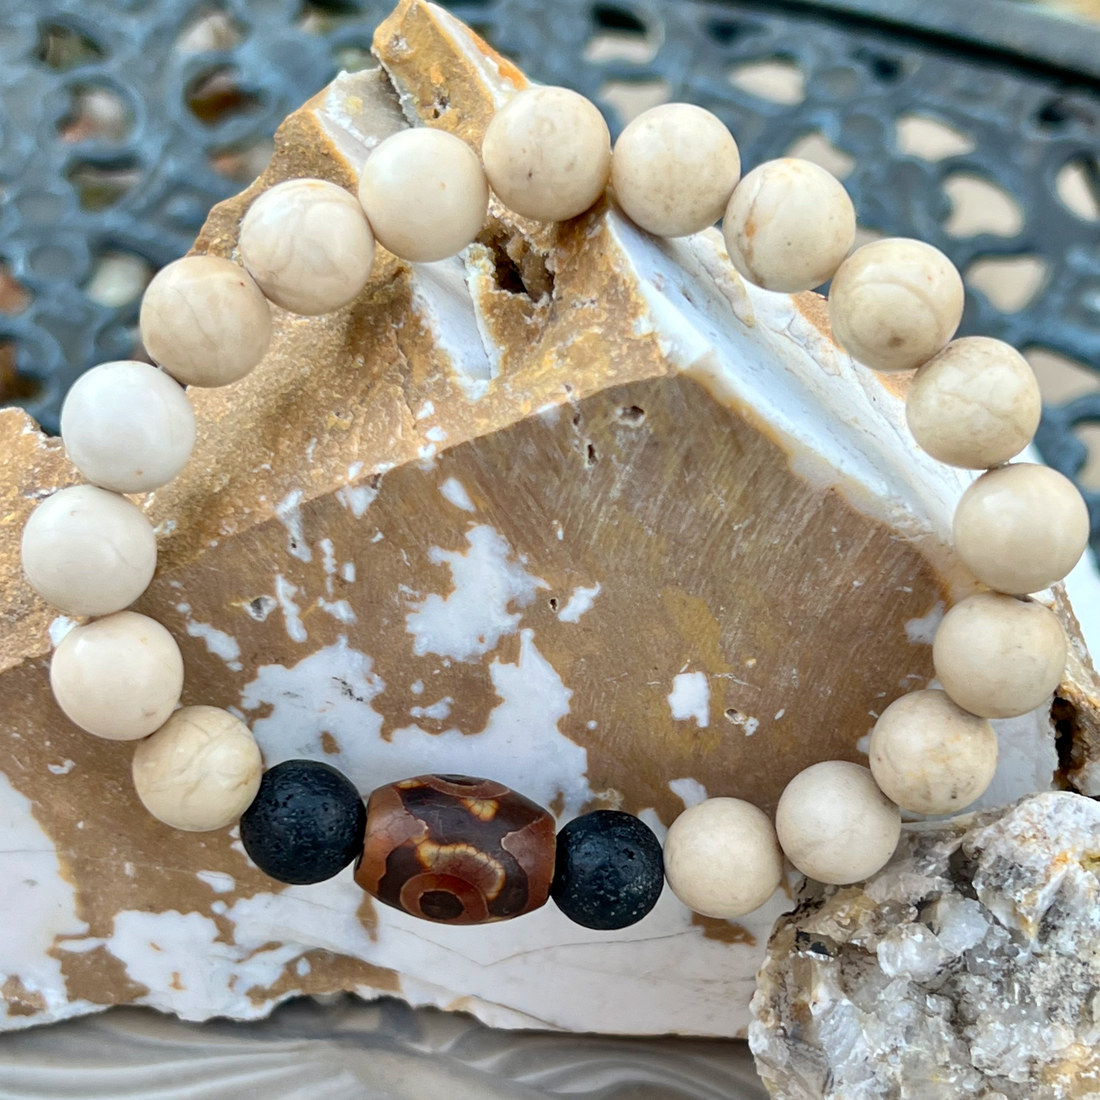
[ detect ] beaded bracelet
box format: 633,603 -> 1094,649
20,83 -> 1088,932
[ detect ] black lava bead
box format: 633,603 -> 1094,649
550,810 -> 664,930
240,759 -> 366,885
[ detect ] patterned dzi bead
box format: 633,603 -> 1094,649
356,774 -> 556,925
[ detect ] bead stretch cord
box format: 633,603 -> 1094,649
22,86 -> 1086,930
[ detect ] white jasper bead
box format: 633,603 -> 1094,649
869,689 -> 998,816
50,611 -> 183,741
611,103 -> 740,237
828,238 -> 965,372
240,178 -> 375,316
132,705 -> 263,832
140,255 -> 272,387
60,361 -> 196,493
21,485 -> 157,616
723,158 -> 855,292
482,86 -> 612,222
953,463 -> 1089,595
358,128 -> 488,263
933,591 -> 1067,718
776,761 -> 901,885
907,337 -> 1041,469
663,797 -> 783,918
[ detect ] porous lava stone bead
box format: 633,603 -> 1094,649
550,810 -> 664,930
240,759 -> 366,885
356,775 -> 556,924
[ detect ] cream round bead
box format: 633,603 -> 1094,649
776,761 -> 901,885
240,178 -> 375,316
358,128 -> 488,263
868,689 -> 998,816
611,103 -> 740,238
663,797 -> 783,918
50,612 -> 183,741
140,255 -> 272,387
933,592 -> 1067,719
953,463 -> 1089,595
482,86 -> 612,222
21,485 -> 157,617
828,238 -> 965,372
906,337 -> 1041,469
60,361 -> 196,494
132,706 -> 263,832
723,158 -> 856,292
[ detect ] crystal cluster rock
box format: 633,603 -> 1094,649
750,792 -> 1100,1099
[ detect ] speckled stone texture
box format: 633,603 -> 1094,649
750,791 -> 1100,1100
241,760 -> 366,885
551,810 -> 664,930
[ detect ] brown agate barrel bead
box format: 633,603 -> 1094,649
355,774 -> 557,925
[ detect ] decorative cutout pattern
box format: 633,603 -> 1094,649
1,0 -> 1100,552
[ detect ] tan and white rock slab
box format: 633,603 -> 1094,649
1,0 -> 1100,1037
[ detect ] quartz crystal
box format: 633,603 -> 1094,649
751,792 -> 1100,1099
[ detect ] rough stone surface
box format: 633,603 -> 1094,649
551,810 -> 665,931
751,791 -> 1100,1099
1,0 -> 1100,1037
241,760 -> 366,885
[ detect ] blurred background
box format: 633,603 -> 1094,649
0,0 -> 1099,1096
